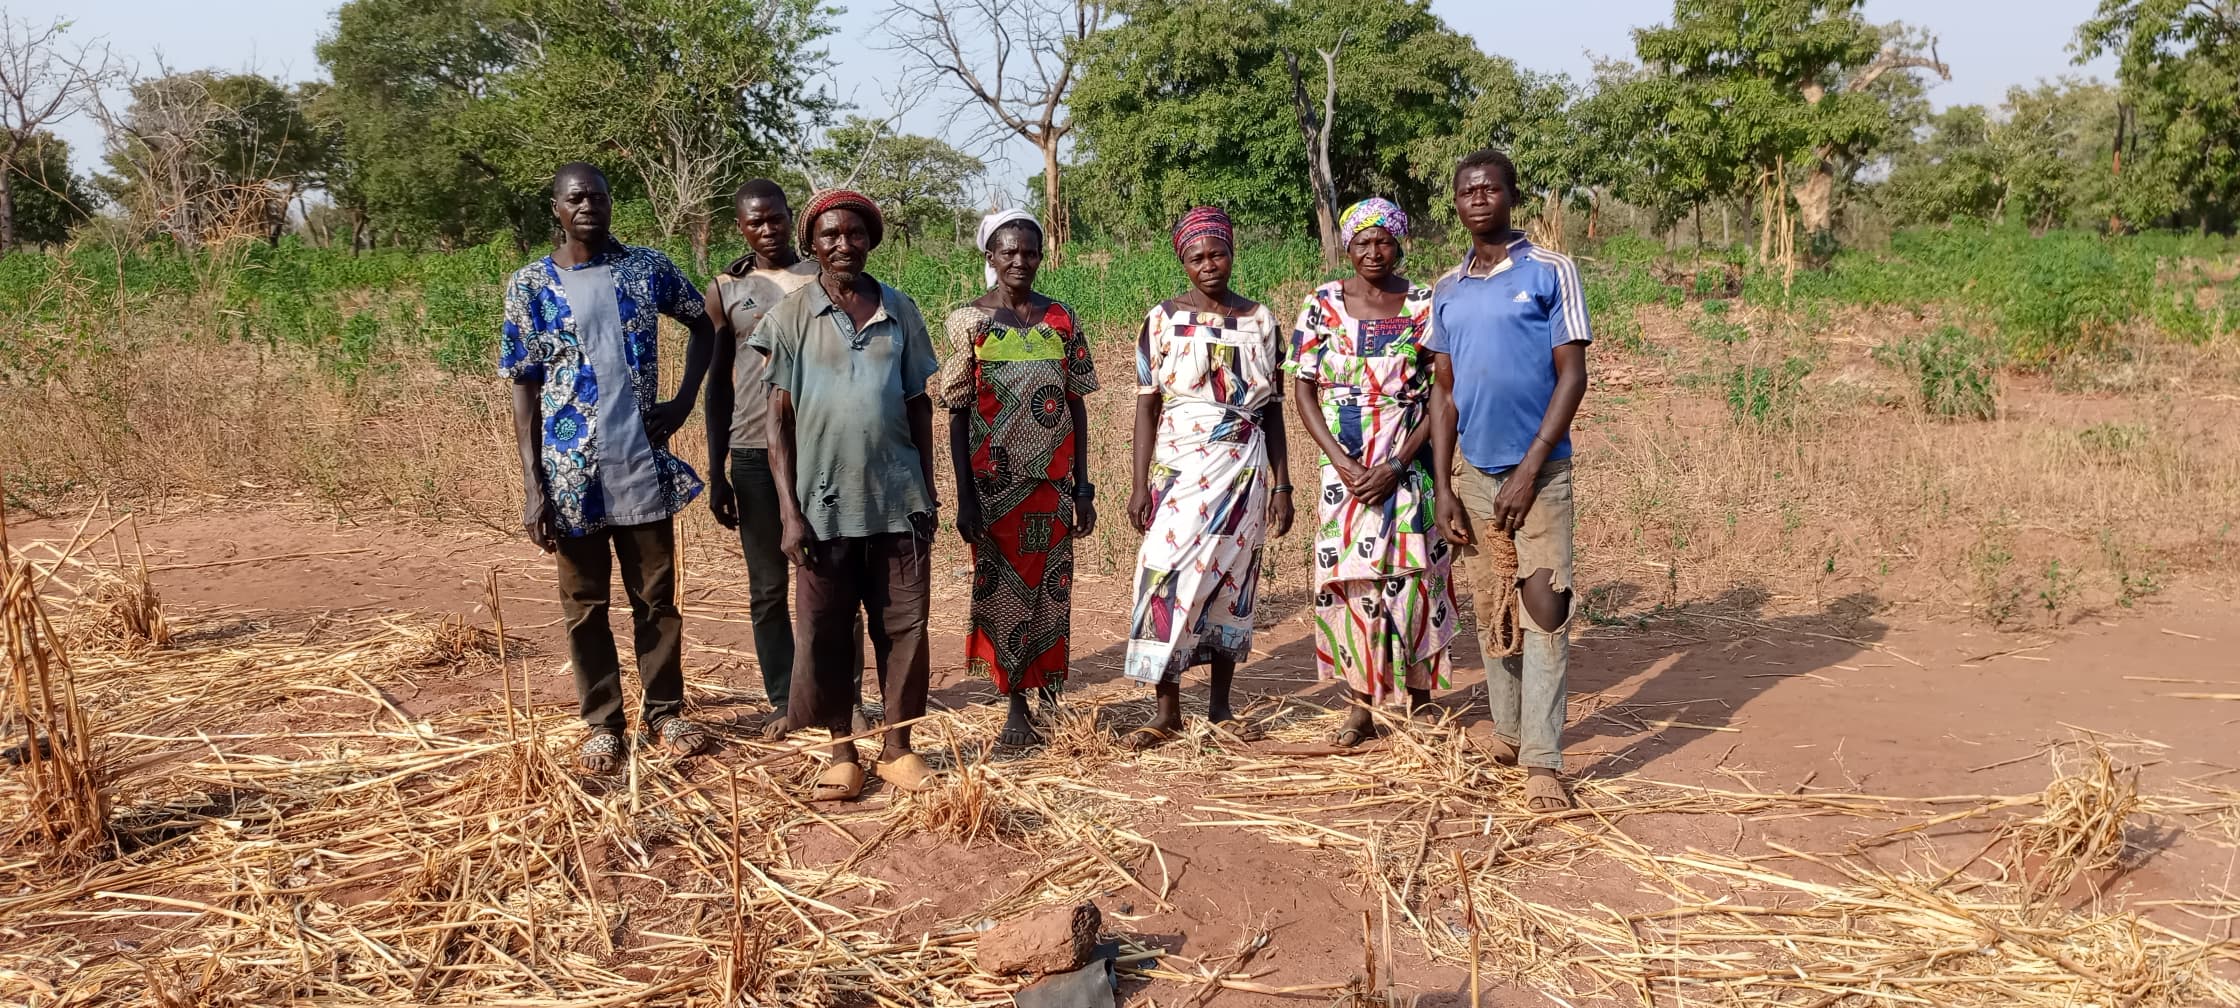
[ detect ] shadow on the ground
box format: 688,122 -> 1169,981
1549,583 -> 1890,778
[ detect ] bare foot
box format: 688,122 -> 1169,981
996,692 -> 1043,747
760,712 -> 802,742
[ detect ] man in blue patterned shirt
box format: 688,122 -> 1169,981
500,162 -> 718,774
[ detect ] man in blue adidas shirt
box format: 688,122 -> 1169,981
1427,148 -> 1590,812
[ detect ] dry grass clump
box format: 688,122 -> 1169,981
2015,742 -> 2140,905
905,744 -> 1036,844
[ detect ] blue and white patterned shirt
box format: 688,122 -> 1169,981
499,241 -> 707,537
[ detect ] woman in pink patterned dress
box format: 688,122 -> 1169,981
1120,206 -> 1296,749
1287,198 -> 1457,748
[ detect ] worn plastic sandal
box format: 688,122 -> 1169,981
1523,773 -> 1571,813
1327,724 -> 1372,749
1211,719 -> 1266,744
875,751 -> 939,793
1121,726 -> 1177,752
811,761 -> 865,802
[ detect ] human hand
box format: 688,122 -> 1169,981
645,398 -> 692,442
1492,466 -> 1540,533
1075,496 -> 1098,537
956,498 -> 986,545
1269,486 -> 1295,537
1333,457 -> 1372,496
523,495 -> 559,553
1127,483 -> 1155,533
1436,491 -> 1473,547
707,476 -> 739,529
779,516 -> 816,568
1353,463 -> 1401,506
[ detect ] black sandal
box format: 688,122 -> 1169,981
577,731 -> 625,774
651,716 -> 709,758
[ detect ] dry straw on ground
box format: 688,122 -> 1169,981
3,503 -> 2238,1005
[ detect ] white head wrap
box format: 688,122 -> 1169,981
976,209 -> 1042,286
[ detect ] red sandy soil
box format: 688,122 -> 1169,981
14,504 -> 2240,1006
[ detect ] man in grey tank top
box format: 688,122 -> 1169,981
703,180 -> 864,738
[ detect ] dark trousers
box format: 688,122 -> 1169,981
555,518 -> 684,734
787,528 -> 930,735
730,448 -> 861,711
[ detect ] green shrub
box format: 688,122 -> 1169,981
1723,354 -> 1812,429
1873,325 -> 1999,420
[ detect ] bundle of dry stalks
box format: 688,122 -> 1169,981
0,493 -> 113,868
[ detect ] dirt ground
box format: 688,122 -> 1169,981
10,500 -> 2237,1006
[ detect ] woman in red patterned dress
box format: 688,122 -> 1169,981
938,211 -> 1101,746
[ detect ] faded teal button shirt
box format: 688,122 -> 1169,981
749,277 -> 939,541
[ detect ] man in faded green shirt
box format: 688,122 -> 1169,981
748,189 -> 941,800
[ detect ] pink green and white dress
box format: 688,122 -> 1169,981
1288,281 -> 1456,704
1124,300 -> 1284,685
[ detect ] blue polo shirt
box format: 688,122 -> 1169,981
1427,232 -> 1591,474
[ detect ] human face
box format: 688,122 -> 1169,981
553,174 -> 611,244
986,226 -> 1043,295
1347,226 -> 1401,282
737,197 -> 793,263
1453,165 -> 1513,240
809,208 -> 871,277
1179,235 -> 1234,300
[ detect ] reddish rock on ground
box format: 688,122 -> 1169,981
975,902 -> 1101,978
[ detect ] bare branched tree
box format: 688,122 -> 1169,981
90,65 -> 289,252
781,78 -> 923,193
1284,29 -> 1350,270
883,0 -> 1108,254
0,16 -> 115,250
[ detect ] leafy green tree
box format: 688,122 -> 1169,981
1409,58 -> 1615,244
1882,104 -> 2003,224
489,0 -> 834,268
1884,80 -> 2118,232
1629,0 -> 1946,261
1069,0 -> 1478,240
4,130 -> 92,245
316,0 -> 527,249
2076,0 -> 2240,232
807,116 -> 986,245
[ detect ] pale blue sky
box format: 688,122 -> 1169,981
20,0 -> 2115,196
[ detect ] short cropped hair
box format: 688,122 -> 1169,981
734,178 -> 789,210
551,161 -> 606,196
1453,149 -> 1522,201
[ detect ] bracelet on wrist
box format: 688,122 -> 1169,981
1072,483 -> 1096,501
1272,483 -> 1294,495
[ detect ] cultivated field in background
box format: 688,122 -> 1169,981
6,225 -> 2238,626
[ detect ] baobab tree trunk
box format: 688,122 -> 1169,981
1795,161 -> 1834,251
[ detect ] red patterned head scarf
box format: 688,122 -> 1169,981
1171,205 -> 1234,259
798,189 -> 885,253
